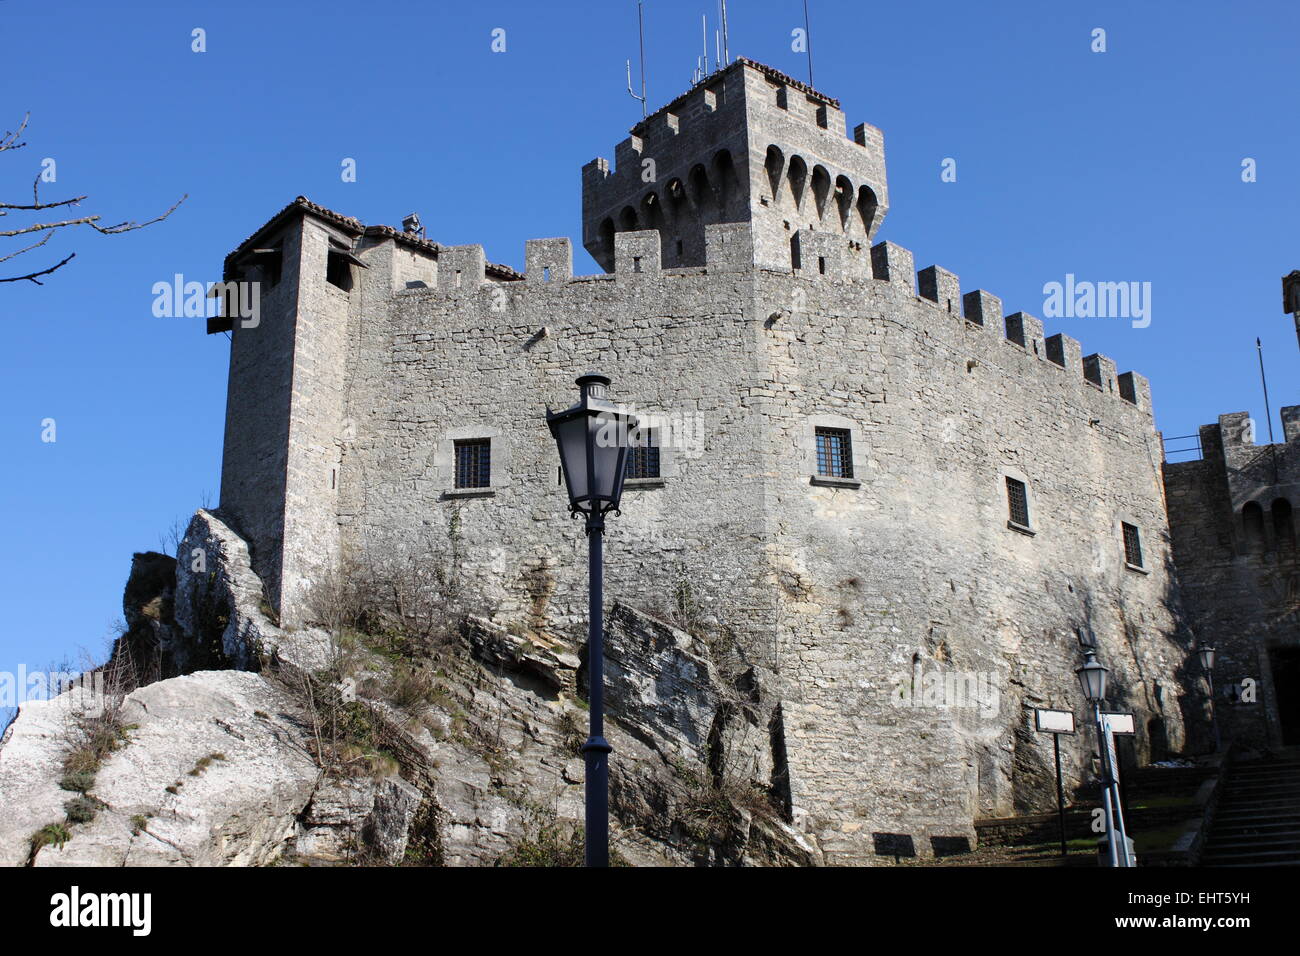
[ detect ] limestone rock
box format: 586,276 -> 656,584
30,671 -> 319,867
172,509 -> 333,674
0,691 -> 87,867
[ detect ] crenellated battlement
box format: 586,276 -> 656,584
475,224 -> 1153,415
582,57 -> 888,275
859,238 -> 1151,411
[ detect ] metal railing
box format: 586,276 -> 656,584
1162,432 -> 1203,463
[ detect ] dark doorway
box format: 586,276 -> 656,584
1270,647 -> 1300,745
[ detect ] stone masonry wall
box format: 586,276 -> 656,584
284,223 -> 1197,863
217,223 -> 302,607
751,248 -> 1191,862
1165,413 -> 1300,749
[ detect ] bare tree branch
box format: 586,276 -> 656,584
0,114 -> 29,154
2,113 -> 185,285
0,251 -> 75,285
0,226 -> 53,264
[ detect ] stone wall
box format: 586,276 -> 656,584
1164,412 -> 1300,750
255,222 -> 1197,863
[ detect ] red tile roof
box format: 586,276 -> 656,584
225,196 -> 522,280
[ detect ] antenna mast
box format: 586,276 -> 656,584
719,0 -> 730,65
803,0 -> 814,86
626,1 -> 647,118
693,13 -> 708,84
1258,337 -> 1276,444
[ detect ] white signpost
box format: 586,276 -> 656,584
1033,708 -> 1076,857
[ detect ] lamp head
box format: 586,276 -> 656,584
547,374 -> 638,522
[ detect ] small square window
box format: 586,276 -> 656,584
815,427 -> 853,479
1006,477 -> 1030,528
326,249 -> 353,291
1122,522 -> 1144,568
454,438 -> 491,489
626,431 -> 661,480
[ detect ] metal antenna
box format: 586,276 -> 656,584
720,0 -> 730,65
803,0 -> 814,86
626,1 -> 647,118
1258,337 -> 1276,444
693,13 -> 707,84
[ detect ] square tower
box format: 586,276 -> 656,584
582,58 -> 888,274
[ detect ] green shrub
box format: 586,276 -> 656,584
58,771 -> 96,793
30,822 -> 71,854
64,797 -> 100,824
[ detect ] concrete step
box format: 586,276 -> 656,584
1215,797 -> 1300,813
1214,813 -> 1300,827
1210,823 -> 1300,838
1205,834 -> 1300,852
1202,848 -> 1300,865
1221,787 -> 1300,800
1221,777 -> 1300,790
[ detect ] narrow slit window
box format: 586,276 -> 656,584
626,430 -> 661,480
454,438 -> 491,489
1122,522 -> 1144,568
1006,477 -> 1030,528
815,427 -> 853,479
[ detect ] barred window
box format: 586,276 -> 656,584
626,431 -> 661,480
454,438 -> 491,489
1122,522 -> 1144,568
815,427 -> 853,479
1006,477 -> 1030,528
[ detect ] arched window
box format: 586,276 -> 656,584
640,191 -> 663,231
811,165 -> 832,221
618,206 -> 638,232
835,175 -> 854,230
857,185 -> 879,237
765,145 -> 785,201
1243,501 -> 1266,552
1274,498 -> 1295,549
712,149 -> 738,213
599,218 -> 615,260
689,164 -> 713,209
665,178 -> 687,216
787,155 -> 808,209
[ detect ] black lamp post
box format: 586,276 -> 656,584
1075,648 -> 1133,867
1198,643 -> 1220,752
547,374 -> 638,867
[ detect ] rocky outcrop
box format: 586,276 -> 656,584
1,671 -> 425,868
30,672 -> 317,867
0,692 -> 86,867
0,511 -> 821,867
171,509 -> 332,674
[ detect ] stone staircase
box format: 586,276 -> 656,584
1201,752 -> 1300,866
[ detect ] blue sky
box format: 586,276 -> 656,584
2,0 -> 1297,721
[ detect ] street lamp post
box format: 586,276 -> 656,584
1076,648 -> 1134,868
547,374 -> 638,867
1199,643 -> 1220,753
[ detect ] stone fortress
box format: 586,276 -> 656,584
206,57 -> 1295,864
